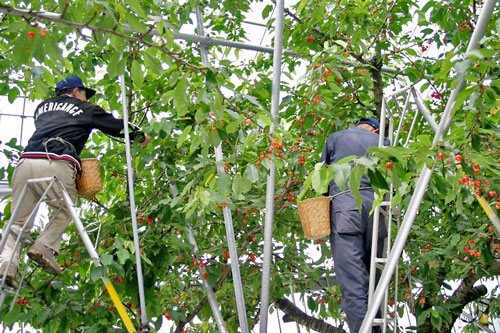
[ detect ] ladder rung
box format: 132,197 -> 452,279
376,258 -> 387,264
372,319 -> 385,326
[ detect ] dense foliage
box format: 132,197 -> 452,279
0,0 -> 499,332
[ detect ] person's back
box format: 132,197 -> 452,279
322,125 -> 383,195
320,118 -> 386,333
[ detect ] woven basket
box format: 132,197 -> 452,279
298,196 -> 331,240
76,158 -> 102,198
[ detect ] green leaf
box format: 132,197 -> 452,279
174,77 -> 188,115
348,164 -> 364,211
101,254 -> 113,266
217,174 -> 231,197
198,190 -> 211,206
91,266 -> 105,281
298,170 -> 314,202
143,50 -> 163,75
125,12 -> 147,32
367,169 -> 389,190
244,164 -> 260,183
311,162 -> 331,195
108,51 -> 127,78
430,311 -> 442,330
232,174 -> 252,195
177,125 -> 192,148
117,248 -> 130,265
131,60 -> 144,88
127,0 -> 147,17
332,163 -> 352,192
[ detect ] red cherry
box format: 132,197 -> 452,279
245,119 -> 251,125
40,29 -> 47,37
475,190 -> 481,195
255,161 -> 260,166
489,191 -> 496,197
312,98 -> 320,103
469,240 -> 475,245
306,37 -> 316,42
455,154 -> 462,162
473,163 -> 479,169
470,269 -> 475,275
385,161 -> 393,169
437,153 -> 445,160
488,226 -> 494,232
28,31 -> 35,38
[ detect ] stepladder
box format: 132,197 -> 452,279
0,176 -> 137,332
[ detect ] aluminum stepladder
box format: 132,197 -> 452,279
0,176 -> 136,332
368,84 -> 440,332
361,2 -> 499,331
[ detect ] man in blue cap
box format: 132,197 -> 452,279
0,75 -> 150,287
321,118 -> 388,332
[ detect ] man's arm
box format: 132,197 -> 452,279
90,105 -> 151,146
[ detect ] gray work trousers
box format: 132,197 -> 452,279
330,192 -> 386,333
1,158 -> 78,269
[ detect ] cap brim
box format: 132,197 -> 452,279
85,88 -> 96,99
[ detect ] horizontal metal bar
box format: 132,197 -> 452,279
384,84 -> 413,99
26,176 -> 57,184
0,113 -> 33,118
242,20 -> 268,27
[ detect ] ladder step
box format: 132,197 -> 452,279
376,258 -> 387,264
372,318 -> 385,326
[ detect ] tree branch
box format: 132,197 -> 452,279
275,297 -> 345,333
0,4 -> 205,72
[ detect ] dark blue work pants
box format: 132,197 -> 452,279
329,192 -> 386,333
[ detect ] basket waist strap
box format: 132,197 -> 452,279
329,186 -> 373,200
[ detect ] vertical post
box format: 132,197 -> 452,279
259,0 -> 285,331
359,1 -> 497,331
194,5 -> 249,332
185,226 -> 229,333
119,74 -> 149,329
170,184 -> 228,333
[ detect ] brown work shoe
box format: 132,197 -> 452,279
0,263 -> 18,289
27,243 -> 61,275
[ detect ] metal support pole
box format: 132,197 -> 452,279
0,184 -> 29,254
359,1 -> 497,331
119,74 -> 149,328
185,225 -> 229,333
259,0 -> 285,331
170,184 -> 228,333
194,5 -> 249,332
411,88 -> 438,133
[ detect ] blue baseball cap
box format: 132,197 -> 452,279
357,118 -> 380,130
55,75 -> 96,99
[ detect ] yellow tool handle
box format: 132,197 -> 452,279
102,276 -> 137,333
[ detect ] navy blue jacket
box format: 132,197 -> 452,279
321,126 -> 388,196
21,95 -> 139,171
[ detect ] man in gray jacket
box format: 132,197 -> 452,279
321,118 -> 388,333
